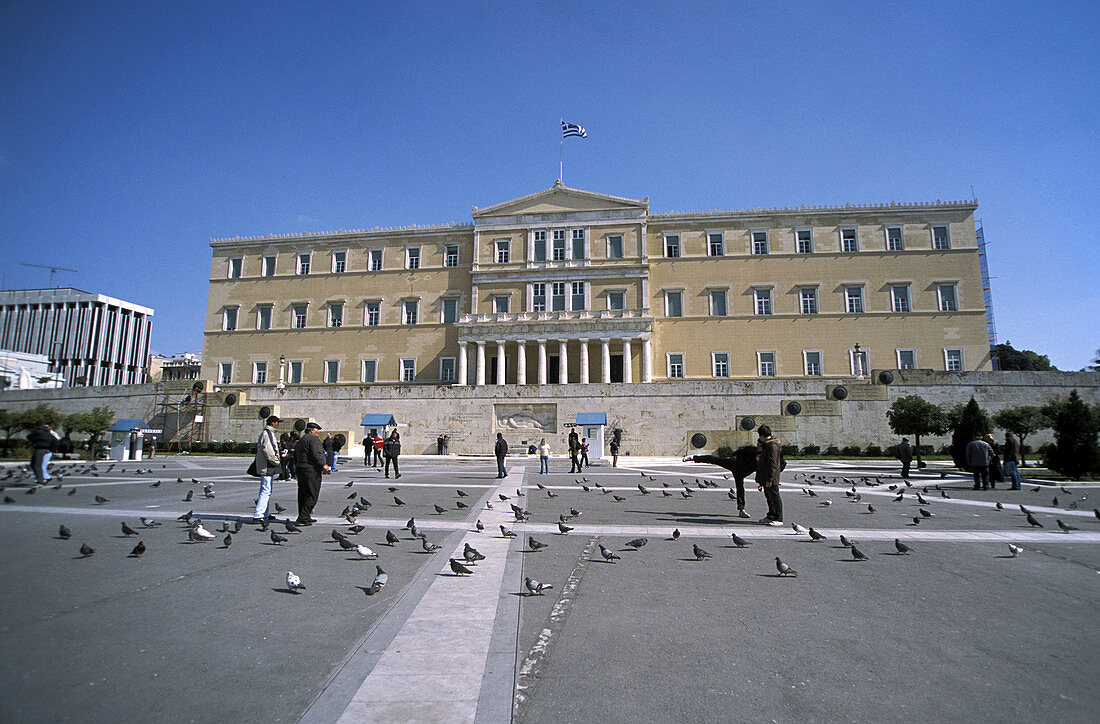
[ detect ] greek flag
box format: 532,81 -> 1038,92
561,120 -> 587,138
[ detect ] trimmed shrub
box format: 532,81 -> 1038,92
824,445 -> 840,456
865,445 -> 883,457
801,444 -> 820,456
781,444 -> 799,457
841,445 -> 861,457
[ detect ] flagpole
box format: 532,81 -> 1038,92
559,132 -> 564,182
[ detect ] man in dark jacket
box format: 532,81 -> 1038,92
28,423 -> 59,485
1003,432 -> 1022,490
756,426 -> 784,526
567,429 -> 581,473
898,438 -> 914,478
321,435 -> 334,474
294,422 -> 329,525
494,432 -> 508,478
383,431 -> 401,479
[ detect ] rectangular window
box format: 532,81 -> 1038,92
758,352 -> 776,377
329,303 -> 343,327
289,360 -> 303,384
571,281 -> 585,311
668,353 -> 685,379
841,228 -> 858,252
710,289 -> 727,316
572,229 -> 585,259
845,286 -> 864,314
228,257 -> 242,278
608,235 -> 623,259
608,291 -> 625,310
938,284 -> 958,312
551,282 -> 566,311
712,352 -> 729,377
401,358 -> 415,382
293,305 -> 307,329
219,362 -> 232,385
324,360 -> 339,383
261,255 -> 276,277
664,234 -> 680,258
552,230 -> 566,260
257,306 -> 271,330
799,288 -> 818,315
442,298 -> 458,323
223,307 -> 238,331
444,244 -> 459,267
932,225 -> 950,250
754,288 -> 772,315
891,285 -> 911,313
297,253 -> 311,275
406,247 -> 420,269
796,229 -> 813,254
533,231 -> 547,261
495,240 -> 510,264
886,226 -> 904,251
666,291 -> 683,317
252,362 -> 267,384
532,283 -> 546,312
752,231 -> 769,255
403,300 -> 418,325
369,248 -> 383,271
366,302 -> 380,326
361,360 -> 376,383
332,250 -> 347,273
494,296 -> 510,314
708,233 -> 724,257
897,350 -> 916,369
440,357 -> 456,382
804,351 -> 822,376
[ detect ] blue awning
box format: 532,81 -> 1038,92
360,414 -> 396,427
575,413 -> 607,426
107,419 -> 146,432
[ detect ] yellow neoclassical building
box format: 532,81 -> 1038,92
202,182 -> 992,390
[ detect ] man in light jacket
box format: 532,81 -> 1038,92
251,416 -> 282,522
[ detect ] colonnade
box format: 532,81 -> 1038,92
455,337 -> 652,386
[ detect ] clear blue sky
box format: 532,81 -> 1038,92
2,1 -> 1097,369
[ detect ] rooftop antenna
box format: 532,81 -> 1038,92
21,262 -> 79,288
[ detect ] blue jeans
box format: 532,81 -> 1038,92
326,450 -> 338,471
540,455 -> 549,474
496,456 -> 507,477
253,473 -> 274,518
1004,460 -> 1022,489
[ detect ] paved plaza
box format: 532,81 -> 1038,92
1,453 -> 1097,723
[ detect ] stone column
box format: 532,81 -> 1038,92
456,341 -> 468,386
600,338 -> 611,383
578,338 -> 590,384
537,339 -> 547,385
558,340 -> 568,384
516,340 -> 527,385
495,340 -> 506,385
475,341 -> 486,386
642,338 -> 653,383
622,338 -> 633,383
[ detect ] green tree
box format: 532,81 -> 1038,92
1041,391 -> 1100,478
950,397 -> 992,470
994,341 -> 1056,371
886,395 -> 949,468
67,407 -> 115,457
17,403 -> 62,431
992,405 -> 1049,466
0,409 -> 25,456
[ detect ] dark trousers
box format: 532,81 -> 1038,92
763,483 -> 783,521
296,467 -> 321,521
581,453 -> 589,467
569,452 -> 581,473
385,455 -> 400,477
496,455 -> 507,478
901,459 -> 911,478
972,465 -> 990,489
373,449 -> 382,467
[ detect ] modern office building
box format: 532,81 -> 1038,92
202,182 -> 991,390
0,288 -> 154,387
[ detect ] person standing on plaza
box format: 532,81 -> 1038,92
965,433 -> 994,491
537,438 -> 551,474
568,429 -> 581,473
609,437 -> 620,467
251,415 -> 282,522
372,432 -> 384,468
362,434 -> 372,466
27,423 -> 58,485
983,434 -> 1003,489
330,434 -> 342,473
286,432 -> 299,479
383,430 -> 401,479
756,425 -> 784,526
1003,432 -> 1022,490
897,438 -> 914,479
580,438 -> 590,468
494,432 -> 508,478
293,422 -> 329,525
321,434 -> 335,474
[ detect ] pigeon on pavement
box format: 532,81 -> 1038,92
808,528 -> 827,542
385,530 -> 399,545
528,536 -> 547,552
286,571 -> 305,593
851,545 -> 869,561
525,576 -> 553,595
839,535 -> 854,548
129,541 -> 146,557
731,533 -> 751,547
270,531 -> 288,545
1056,519 -> 1078,533
558,521 -> 573,534
94,495 -> 109,504
356,544 -> 377,559
894,539 -> 913,555
79,543 -> 95,557
626,537 -> 648,549
449,558 -> 473,575
1026,513 -> 1043,528
366,565 -> 388,594
500,525 -> 517,538
775,557 -> 797,576
58,525 -> 72,540
599,544 -> 620,562
1007,543 -> 1022,557
692,544 -> 712,560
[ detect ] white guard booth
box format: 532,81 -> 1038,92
359,414 -> 397,458
575,413 -> 607,461
106,418 -> 147,461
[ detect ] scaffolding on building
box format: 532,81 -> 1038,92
975,219 -> 999,370
146,381 -> 208,452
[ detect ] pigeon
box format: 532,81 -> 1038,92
919,508 -> 934,518
599,544 -> 620,562
420,536 -> 442,553
912,515 -> 922,526
1026,513 -> 1043,528
223,533 -> 232,548
193,524 -> 215,540
177,510 -> 193,522
475,519 -> 484,533
286,571 -> 306,593
274,503 -> 287,513
867,504 -> 875,514
2,496 -> 12,504
672,528 -> 681,541
385,530 -> 399,545
347,525 -> 365,535
366,565 -> 388,594
129,541 -> 146,557
449,558 -> 473,575
121,522 -> 139,537
1056,519 -> 1078,533
94,495 -> 109,504
1031,486 -> 1041,493
498,494 -> 509,501
58,524 -> 72,539
284,520 -> 302,534
613,495 -> 625,502
500,525 -> 517,537
839,535 -> 854,548
67,488 -> 76,496
394,496 -> 406,506
893,493 -> 904,502
547,491 -> 558,499
457,501 -> 469,510
409,524 -> 423,539
150,480 -> 161,488
356,544 -> 377,559
731,533 -> 752,547
692,544 -> 712,560
1052,497 -> 1059,507
332,529 -> 349,542
388,487 -> 399,493
344,481 -> 354,488
338,538 -> 356,551
463,543 -> 485,563
819,500 -> 832,507
524,576 -> 553,595
775,557 -> 797,576
183,490 -> 193,502
995,502 -> 1004,511
434,504 -> 447,514
791,523 -> 809,535
203,485 -> 215,499
626,537 -> 648,549
851,546 -> 869,561
456,489 -> 468,497
528,536 -> 547,552
808,528 -> 827,542
79,543 -> 95,557
1007,543 -> 1022,557
270,531 -> 288,545
1019,504 -> 1031,514
347,492 -> 358,500
894,539 -> 912,555
404,517 -> 416,530
557,521 -> 573,534
638,484 -> 650,495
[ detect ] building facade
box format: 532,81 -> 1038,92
0,288 -> 154,387
202,183 -> 991,390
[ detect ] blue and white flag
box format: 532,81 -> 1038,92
561,120 -> 587,138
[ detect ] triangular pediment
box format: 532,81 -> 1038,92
472,181 -> 648,219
